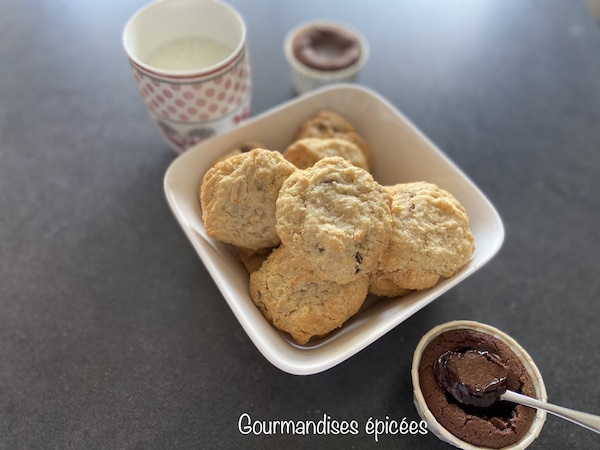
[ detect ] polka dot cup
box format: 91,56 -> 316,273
123,0 -> 251,154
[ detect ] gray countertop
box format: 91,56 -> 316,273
1,0 -> 600,448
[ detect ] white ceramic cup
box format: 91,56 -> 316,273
123,0 -> 251,154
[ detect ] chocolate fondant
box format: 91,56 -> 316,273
419,329 -> 537,448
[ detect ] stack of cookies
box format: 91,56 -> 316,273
199,111 -> 475,345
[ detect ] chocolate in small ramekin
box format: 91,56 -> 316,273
412,321 -> 547,449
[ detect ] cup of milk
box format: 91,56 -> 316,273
123,0 -> 251,154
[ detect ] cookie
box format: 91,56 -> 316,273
368,269 -> 413,298
283,137 -> 369,171
232,141 -> 266,153
276,157 -> 392,284
209,141 -> 266,167
374,182 -> 475,291
295,110 -> 373,170
296,110 -> 355,136
249,245 -> 369,344
235,246 -> 274,274
200,148 -> 297,249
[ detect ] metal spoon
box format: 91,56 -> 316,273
434,350 -> 600,434
501,390 -> 600,434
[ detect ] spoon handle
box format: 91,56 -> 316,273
501,390 -> 600,434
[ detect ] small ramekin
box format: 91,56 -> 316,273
411,321 -> 547,450
284,20 -> 369,95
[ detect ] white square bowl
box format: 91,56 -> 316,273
164,84 -> 504,375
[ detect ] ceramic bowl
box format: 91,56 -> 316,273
164,85 -> 505,375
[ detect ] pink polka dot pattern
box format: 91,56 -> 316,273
132,51 -> 251,124
129,47 -> 252,153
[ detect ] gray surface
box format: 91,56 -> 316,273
1,0 -> 600,448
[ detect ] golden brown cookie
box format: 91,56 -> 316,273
200,148 -> 297,249
368,270 -> 413,298
375,182 -> 475,291
249,245 -> 369,344
232,141 -> 266,153
209,141 -> 266,167
235,246 -> 274,274
295,110 -> 373,170
296,110 -> 355,136
283,137 -> 369,171
276,157 -> 392,284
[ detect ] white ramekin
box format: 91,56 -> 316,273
284,20 -> 369,95
411,321 -> 547,450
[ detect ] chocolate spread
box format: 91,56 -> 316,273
292,26 -> 361,71
434,349 -> 509,408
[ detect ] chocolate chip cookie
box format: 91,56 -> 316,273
249,245 -> 369,344
283,137 -> 369,171
295,110 -> 373,170
200,148 -> 297,249
374,182 -> 475,292
276,156 -> 392,284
